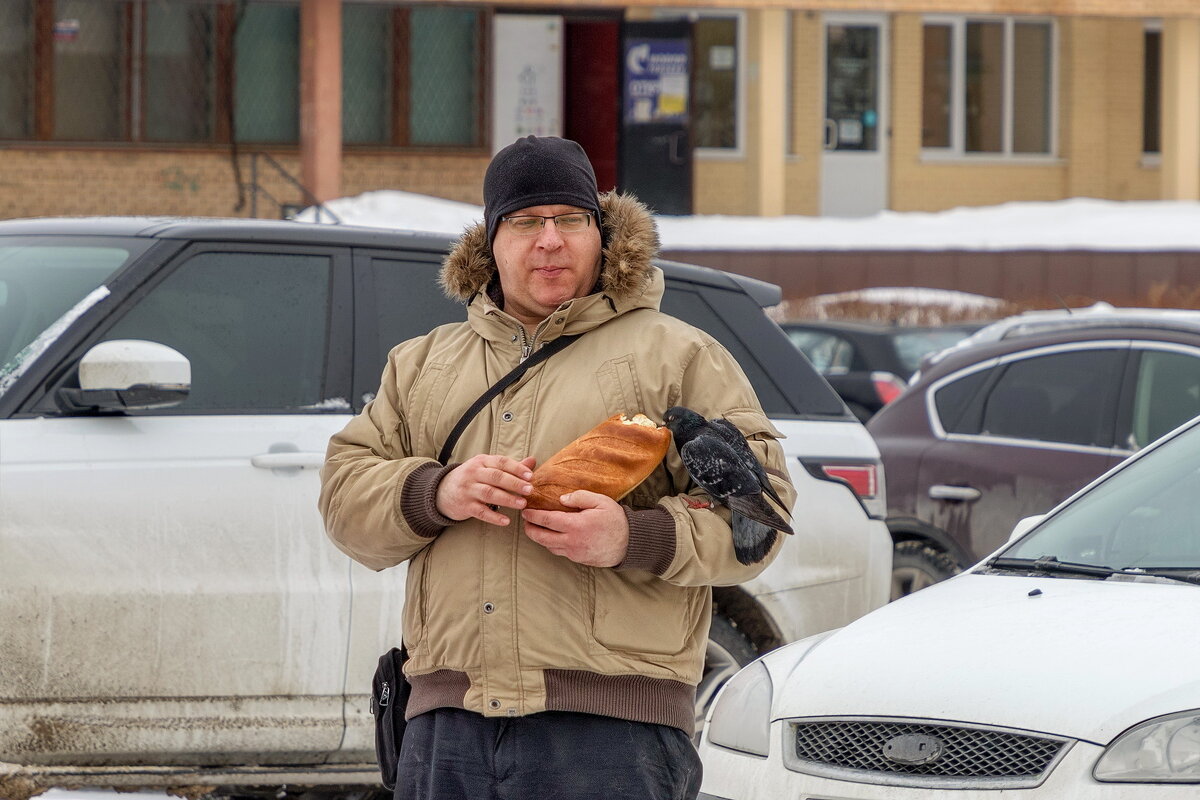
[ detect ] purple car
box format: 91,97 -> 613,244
869,306 -> 1200,599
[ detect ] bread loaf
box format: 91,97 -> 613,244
527,413 -> 671,512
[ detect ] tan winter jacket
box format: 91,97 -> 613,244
318,192 -> 795,733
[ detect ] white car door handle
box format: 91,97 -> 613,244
929,484 -> 981,502
251,452 -> 326,470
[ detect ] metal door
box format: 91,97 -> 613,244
619,20 -> 693,215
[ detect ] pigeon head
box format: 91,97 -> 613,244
663,406 -> 706,442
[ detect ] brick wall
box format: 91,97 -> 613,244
0,148 -> 489,221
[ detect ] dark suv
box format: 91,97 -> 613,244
869,306 -> 1200,599
0,217 -> 890,798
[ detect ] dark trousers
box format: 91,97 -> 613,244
393,707 -> 702,800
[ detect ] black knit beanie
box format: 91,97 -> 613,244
484,136 -> 602,244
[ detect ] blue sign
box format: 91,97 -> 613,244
624,39 -> 689,125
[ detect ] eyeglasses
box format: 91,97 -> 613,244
499,212 -> 593,236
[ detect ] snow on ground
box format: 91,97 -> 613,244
299,192 -> 1200,252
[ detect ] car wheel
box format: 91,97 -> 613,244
694,614 -> 758,740
890,540 -> 959,601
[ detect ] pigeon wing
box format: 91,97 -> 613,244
710,418 -> 786,510
679,434 -> 759,502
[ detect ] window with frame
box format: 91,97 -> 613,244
921,16 -> 1055,157
1,0 -> 485,149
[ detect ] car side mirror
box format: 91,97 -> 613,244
1008,514 -> 1047,543
57,339 -> 191,412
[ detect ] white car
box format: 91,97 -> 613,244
699,413 -> 1200,798
0,217 -> 890,798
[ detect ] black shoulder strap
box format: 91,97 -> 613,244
437,334 -> 581,465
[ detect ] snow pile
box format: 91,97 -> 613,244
300,192 -> 1200,253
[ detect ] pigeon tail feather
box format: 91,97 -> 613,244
726,494 -> 794,535
732,514 -> 778,565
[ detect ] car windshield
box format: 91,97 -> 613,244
891,328 -> 977,375
0,237 -> 146,390
1001,419 -> 1200,573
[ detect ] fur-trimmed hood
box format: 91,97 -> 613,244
439,191 -> 660,304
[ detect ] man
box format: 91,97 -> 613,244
319,136 -> 794,800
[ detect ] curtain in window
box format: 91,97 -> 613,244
235,3 -> 300,143
1012,22 -> 1051,154
921,25 -> 951,148
145,3 -> 216,142
54,0 -> 127,141
343,4 -> 392,145
0,2 -> 33,139
409,8 -> 478,146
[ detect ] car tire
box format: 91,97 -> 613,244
694,614 -> 758,740
890,540 -> 959,601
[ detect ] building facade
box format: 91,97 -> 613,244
1,0 -> 1198,220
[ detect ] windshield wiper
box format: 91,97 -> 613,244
987,556 -> 1119,579
988,557 -> 1200,585
1133,569 -> 1200,586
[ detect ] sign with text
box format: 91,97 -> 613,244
623,38 -> 689,125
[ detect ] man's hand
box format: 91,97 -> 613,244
436,455 -> 537,526
521,490 -> 629,567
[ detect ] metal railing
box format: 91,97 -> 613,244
241,151 -> 341,223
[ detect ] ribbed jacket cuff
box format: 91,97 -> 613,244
399,462 -> 459,538
618,506 -> 676,576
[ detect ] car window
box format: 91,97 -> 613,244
369,256 -> 464,369
934,367 -> 992,434
0,237 -> 147,374
1005,420 -> 1200,570
662,287 -> 789,414
103,251 -> 332,412
891,328 -> 975,375
980,349 -> 1123,447
1131,349 -> 1200,449
785,329 -> 852,373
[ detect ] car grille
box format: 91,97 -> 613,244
786,718 -> 1071,789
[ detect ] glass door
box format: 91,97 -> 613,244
820,14 -> 888,217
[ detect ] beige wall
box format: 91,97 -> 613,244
0,148 -> 488,221
786,11 -> 823,215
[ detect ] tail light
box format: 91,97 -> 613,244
803,460 -> 887,519
870,371 -> 907,406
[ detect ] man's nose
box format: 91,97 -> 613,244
535,219 -> 565,248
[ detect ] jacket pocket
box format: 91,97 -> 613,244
596,354 -> 644,418
586,568 -> 703,657
402,547 -> 431,648
407,363 -> 459,459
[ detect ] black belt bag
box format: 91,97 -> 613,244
370,645 -> 410,791
369,332 -> 582,789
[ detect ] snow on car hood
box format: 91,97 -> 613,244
771,573 -> 1200,745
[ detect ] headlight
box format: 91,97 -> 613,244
706,659 -> 773,757
1094,710 -> 1200,782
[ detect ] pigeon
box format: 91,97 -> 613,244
662,406 -> 793,565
